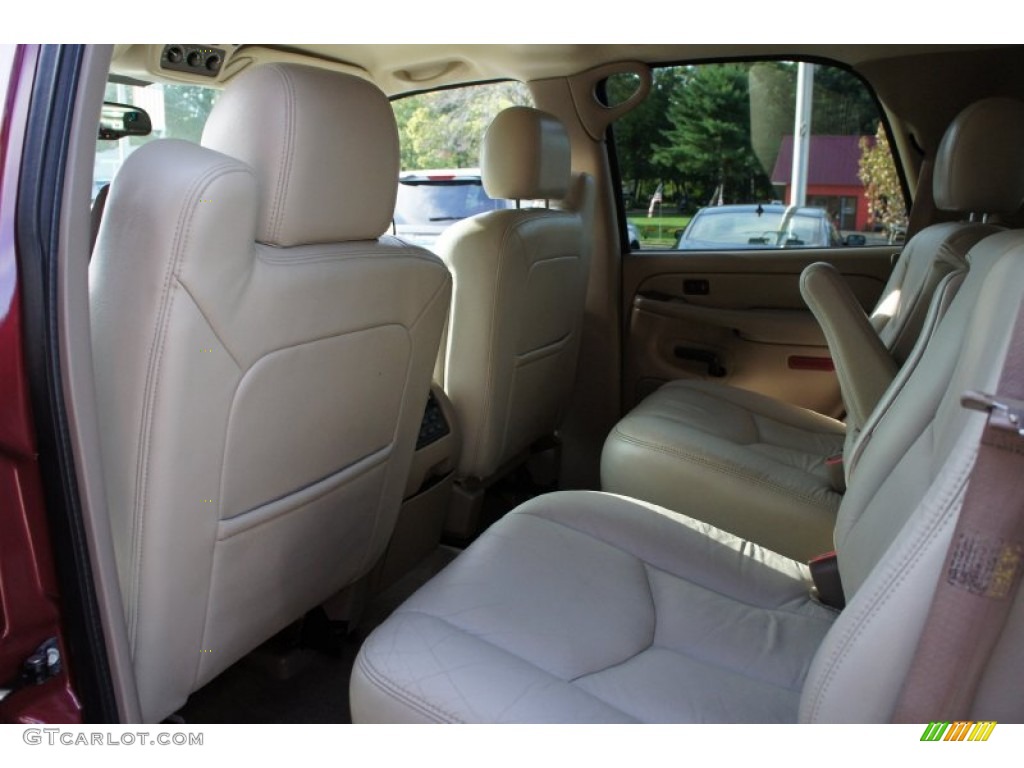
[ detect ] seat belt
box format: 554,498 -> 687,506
892,298 -> 1024,723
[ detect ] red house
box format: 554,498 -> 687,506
771,135 -> 870,231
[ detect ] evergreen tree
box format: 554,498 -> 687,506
607,68 -> 682,207
653,63 -> 773,205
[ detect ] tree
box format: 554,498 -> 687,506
607,68 -> 682,207
858,123 -> 907,234
163,85 -> 218,144
653,63 -> 773,206
394,82 -> 532,170
812,65 -> 880,135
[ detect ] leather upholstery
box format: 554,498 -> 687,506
481,106 -> 571,201
800,262 -> 898,430
933,96 -> 1024,214
352,229 -> 1024,723
202,63 -> 399,246
601,380 -> 845,561
90,64 -> 451,722
352,491 -> 837,723
806,229 -> 1024,722
602,97 -> 1022,557
436,111 -> 594,481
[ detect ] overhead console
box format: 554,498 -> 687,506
160,44 -> 226,78
108,44 -> 373,89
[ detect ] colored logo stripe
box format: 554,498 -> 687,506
920,721 -> 997,742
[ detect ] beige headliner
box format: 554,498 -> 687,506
112,43 -> 1004,96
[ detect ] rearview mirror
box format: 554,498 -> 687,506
844,234 -> 867,247
98,102 -> 152,140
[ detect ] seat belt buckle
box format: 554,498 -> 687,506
809,550 -> 845,609
961,390 -> 1024,438
825,453 -> 846,493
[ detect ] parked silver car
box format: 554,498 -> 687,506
394,168 -> 513,249
675,203 -> 843,250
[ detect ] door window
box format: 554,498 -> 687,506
608,61 -> 905,250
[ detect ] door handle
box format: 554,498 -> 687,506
674,346 -> 727,378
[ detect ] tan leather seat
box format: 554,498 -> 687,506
601,97 -> 1024,561
89,63 -> 451,722
351,226 -> 1024,724
434,107 -> 595,487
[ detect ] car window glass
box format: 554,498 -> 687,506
392,81 -> 533,171
395,181 -> 509,225
389,81 -> 533,250
608,61 -> 905,251
93,81 -> 218,202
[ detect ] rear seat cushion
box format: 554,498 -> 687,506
350,490 -> 837,724
601,380 -> 845,561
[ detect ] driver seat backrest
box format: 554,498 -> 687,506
434,106 -> 595,483
89,63 -> 451,722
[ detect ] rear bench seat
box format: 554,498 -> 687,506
601,97 -> 1024,561
350,227 -> 1024,723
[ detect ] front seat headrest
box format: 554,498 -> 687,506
481,106 -> 571,201
202,63 -> 399,247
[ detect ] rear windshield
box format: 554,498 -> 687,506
394,180 -> 507,225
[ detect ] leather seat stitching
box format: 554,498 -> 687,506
129,160 -> 248,652
393,609 -> 640,721
355,652 -> 463,723
806,451 -> 970,721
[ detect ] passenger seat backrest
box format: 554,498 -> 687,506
435,107 -> 595,481
800,97 -> 1024,446
89,63 -> 451,722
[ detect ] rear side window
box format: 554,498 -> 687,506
609,61 -> 905,250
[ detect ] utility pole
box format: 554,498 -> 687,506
790,62 -> 815,207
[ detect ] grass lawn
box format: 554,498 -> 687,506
627,210 -> 691,248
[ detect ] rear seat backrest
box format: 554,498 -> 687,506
877,96 -> 1024,364
801,229 -> 1024,721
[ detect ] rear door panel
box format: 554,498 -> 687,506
622,246 -> 898,415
